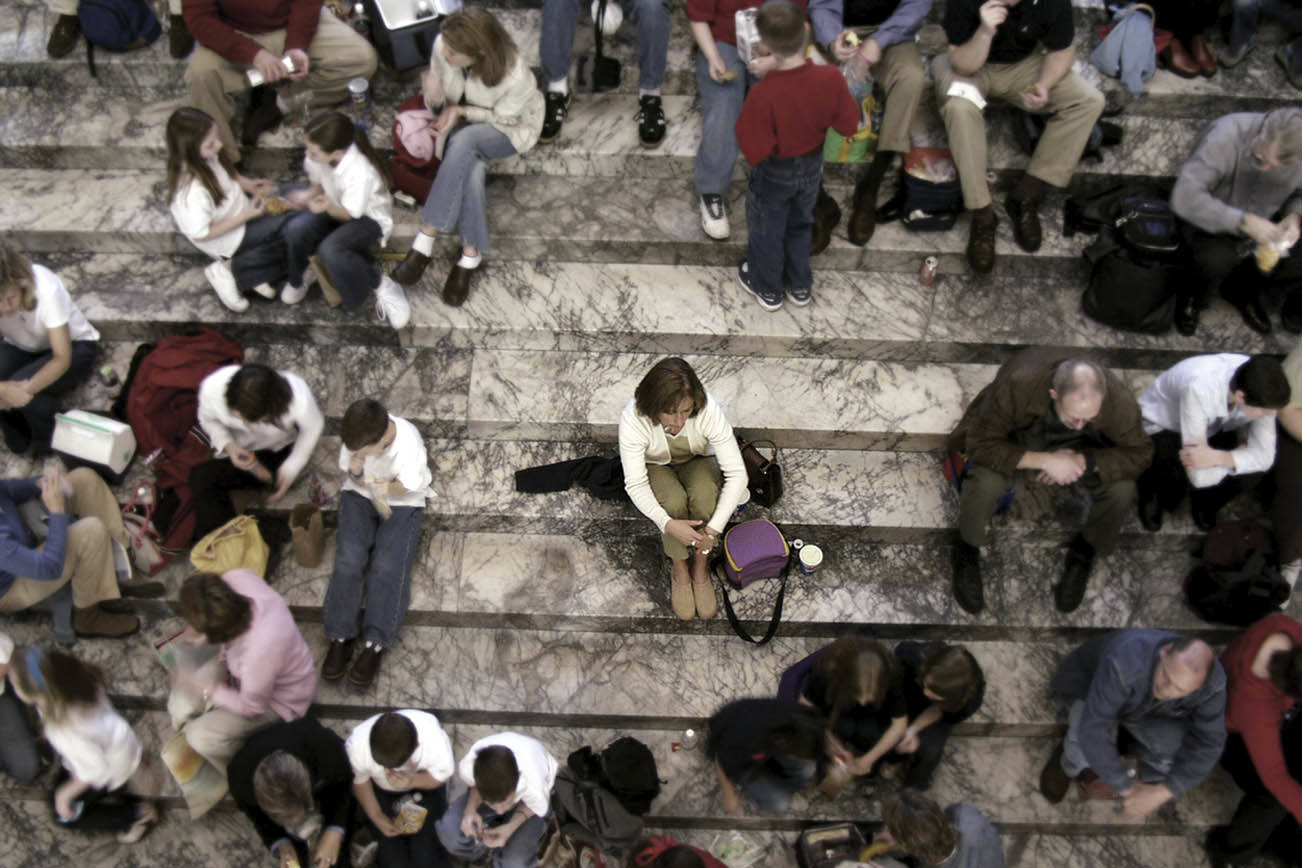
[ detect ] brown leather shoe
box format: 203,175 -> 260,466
966,210 -> 997,274
73,605 -> 140,638
321,638 -> 354,681
811,188 -> 840,255
168,14 -> 194,58
1191,34 -> 1217,77
392,249 -> 431,286
442,264 -> 474,306
1005,195 -> 1042,252
46,14 -> 81,58
347,643 -> 384,688
1162,39 -> 1200,77
847,180 -> 878,246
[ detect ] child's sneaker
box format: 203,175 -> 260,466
636,95 -> 666,148
738,261 -> 781,311
250,282 -> 277,299
375,275 -> 411,329
204,262 -> 248,312
786,286 -> 812,307
700,194 -> 730,240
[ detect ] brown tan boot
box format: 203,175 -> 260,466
73,604 -> 140,638
671,565 -> 695,620
692,576 -> 717,619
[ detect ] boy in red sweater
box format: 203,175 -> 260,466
734,1 -> 859,310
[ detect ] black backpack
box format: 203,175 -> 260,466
551,769 -> 645,864
1012,110 -> 1123,163
1185,520 -> 1290,626
566,737 -> 661,816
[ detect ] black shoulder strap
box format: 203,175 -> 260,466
716,559 -> 790,646
593,0 -> 608,59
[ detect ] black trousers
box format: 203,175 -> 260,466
188,446 -> 291,542
1271,423 -> 1302,565
1137,430 -> 1262,523
1178,221 -> 1302,310
1208,733 -> 1294,863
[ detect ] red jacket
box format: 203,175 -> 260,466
183,0 -> 324,66
1223,613 -> 1302,823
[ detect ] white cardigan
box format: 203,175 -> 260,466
424,35 -> 545,158
618,394 -> 749,534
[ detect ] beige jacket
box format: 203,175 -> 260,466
425,34 -> 544,159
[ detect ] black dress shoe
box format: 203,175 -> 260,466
241,86 -> 283,150
443,264 -> 475,306
951,540 -> 984,614
321,638 -> 354,681
1039,742 -> 1072,803
1055,535 -> 1095,613
46,14 -> 81,58
1138,489 -> 1163,533
1231,296 -> 1272,334
1004,195 -> 1042,252
348,643 -> 384,688
1174,294 -> 1200,336
168,14 -> 194,58
392,249 -> 431,286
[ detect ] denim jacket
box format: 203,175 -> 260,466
1050,629 -> 1227,796
0,478 -> 69,597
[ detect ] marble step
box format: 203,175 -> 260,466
0,167 -> 1158,275
0,83 -> 1207,187
37,255 -> 1298,365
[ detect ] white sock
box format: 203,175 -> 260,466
275,93 -> 291,114
457,252 -> 482,269
547,79 -> 569,96
412,231 -> 436,256
639,88 -> 660,98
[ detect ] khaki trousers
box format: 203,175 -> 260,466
647,456 -> 721,561
0,468 -> 125,612
870,39 -> 926,154
932,52 -> 1104,209
184,7 -> 377,161
180,706 -> 279,774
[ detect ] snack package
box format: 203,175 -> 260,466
394,795 -> 428,834
735,7 -> 762,64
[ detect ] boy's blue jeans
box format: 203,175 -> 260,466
745,150 -> 823,303
322,490 -> 424,648
435,791 -> 548,868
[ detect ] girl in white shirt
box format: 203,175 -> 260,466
165,107 -> 291,313
618,357 -> 749,621
192,362 -> 325,541
390,8 -> 545,307
0,245 -> 100,455
9,646 -> 159,843
280,110 -> 411,330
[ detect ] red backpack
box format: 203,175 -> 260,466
118,329 -> 244,552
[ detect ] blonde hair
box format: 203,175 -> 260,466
0,244 -> 37,312
440,7 -> 518,87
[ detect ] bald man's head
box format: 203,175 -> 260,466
1152,639 -> 1214,701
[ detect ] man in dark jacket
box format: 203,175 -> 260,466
1040,630 -> 1226,820
947,350 -> 1152,614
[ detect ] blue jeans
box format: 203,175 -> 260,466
694,40 -> 751,197
282,212 -> 382,310
229,212 -> 291,293
322,490 -> 424,648
1061,699 -> 1182,785
420,123 -> 517,253
540,0 -> 670,90
0,339 -> 97,454
745,151 -> 823,302
738,756 -> 817,813
435,791 -> 548,868
1229,0 -> 1302,59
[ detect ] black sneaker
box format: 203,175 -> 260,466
539,92 -> 571,143
636,94 -> 666,149
951,540 -> 984,613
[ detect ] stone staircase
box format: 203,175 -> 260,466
0,0 -> 1300,864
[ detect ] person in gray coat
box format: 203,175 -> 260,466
1038,629 -> 1226,820
1170,108 -> 1302,336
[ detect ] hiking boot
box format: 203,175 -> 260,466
700,194 -> 729,240
374,275 -> 411,329
73,605 -> 140,638
636,95 -> 666,149
539,91 -> 571,143
671,571 -> 695,620
322,638 -> 354,681
951,540 -> 984,614
812,188 -> 841,255
241,86 -> 283,150
1038,742 -> 1072,803
692,578 -> 717,619
1054,535 -> 1095,613
966,209 -> 997,274
168,14 -> 194,58
392,249 -> 431,286
47,14 -> 81,58
1005,194 -> 1042,252
348,642 -> 384,688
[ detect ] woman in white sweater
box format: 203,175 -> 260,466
391,7 -> 545,307
618,358 -> 749,620
9,646 -> 159,843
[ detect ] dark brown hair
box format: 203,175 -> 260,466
342,398 -> 389,451
473,744 -> 520,804
166,106 -> 238,206
880,789 -> 957,865
756,0 -> 807,57
226,364 -> 293,424
634,358 -> 707,421
370,712 -> 419,769
809,636 -> 896,726
919,645 -> 983,714
1230,356 -> 1291,410
179,572 -> 254,644
0,243 -> 36,312
304,110 -> 392,188
440,7 -> 518,88
9,646 -> 106,724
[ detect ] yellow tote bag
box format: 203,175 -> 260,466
189,514 -> 269,577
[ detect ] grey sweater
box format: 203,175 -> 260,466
1171,110 -> 1302,236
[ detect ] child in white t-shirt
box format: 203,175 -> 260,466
321,398 -> 433,688
281,110 -> 411,330
165,107 -> 291,313
345,710 -> 455,865
0,245 -> 100,455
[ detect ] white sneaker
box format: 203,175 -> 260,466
250,282 -> 277,299
281,282 -> 309,304
204,262 -> 248,312
699,194 -> 730,240
375,275 -> 411,329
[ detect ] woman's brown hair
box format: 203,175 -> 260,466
440,7 -> 518,88
634,357 -> 707,421
0,243 -> 36,312
304,110 -> 392,188
880,789 -> 957,865
166,106 -> 238,206
9,646 -> 106,724
179,572 -> 253,644
808,636 -> 896,726
919,644 -> 984,714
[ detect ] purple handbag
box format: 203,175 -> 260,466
716,520 -> 792,645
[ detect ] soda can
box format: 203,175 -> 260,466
99,364 -> 119,388
348,77 -> 374,131
920,256 -> 939,286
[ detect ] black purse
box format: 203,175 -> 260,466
739,438 -> 783,508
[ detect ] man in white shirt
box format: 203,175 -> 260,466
1137,354 -> 1291,531
436,732 -> 558,868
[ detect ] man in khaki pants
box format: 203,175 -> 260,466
45,0 -> 194,60
0,465 -> 162,641
183,0 -> 377,163
934,0 -> 1103,273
